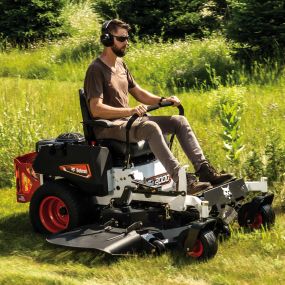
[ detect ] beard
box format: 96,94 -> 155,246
111,45 -> 126,57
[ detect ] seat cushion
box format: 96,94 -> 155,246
97,139 -> 152,158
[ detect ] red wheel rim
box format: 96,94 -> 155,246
39,196 -> 70,233
251,212 -> 263,229
187,239 -> 204,258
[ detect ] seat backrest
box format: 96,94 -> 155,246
79,88 -> 96,142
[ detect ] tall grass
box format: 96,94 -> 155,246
125,35 -> 237,93
0,78 -> 82,187
1,76 -> 285,195
1,35 -> 284,91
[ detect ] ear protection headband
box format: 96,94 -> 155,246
100,20 -> 114,47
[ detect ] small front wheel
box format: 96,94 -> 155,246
185,230 -> 218,260
152,239 -> 166,255
238,203 -> 275,230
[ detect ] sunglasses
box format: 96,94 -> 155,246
112,34 -> 129,42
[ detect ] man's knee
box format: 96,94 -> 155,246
136,120 -> 162,139
172,115 -> 191,130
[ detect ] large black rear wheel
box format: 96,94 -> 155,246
30,181 -> 86,235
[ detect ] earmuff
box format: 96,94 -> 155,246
100,20 -> 114,47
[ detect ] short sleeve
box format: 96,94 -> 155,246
83,64 -> 104,102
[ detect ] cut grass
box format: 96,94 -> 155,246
0,188 -> 284,285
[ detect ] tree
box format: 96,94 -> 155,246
93,0 -> 227,40
226,0 -> 285,58
0,0 -> 68,48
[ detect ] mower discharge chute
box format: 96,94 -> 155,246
14,89 -> 275,260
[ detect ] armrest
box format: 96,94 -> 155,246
82,119 -> 116,128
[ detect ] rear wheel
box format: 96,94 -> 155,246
30,181 -> 84,234
238,203 -> 275,230
185,230 -> 218,260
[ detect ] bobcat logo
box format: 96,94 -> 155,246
221,185 -> 232,199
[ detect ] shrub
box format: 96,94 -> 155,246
0,0 -> 68,48
264,132 -> 285,184
126,36 -> 237,91
216,90 -> 245,168
242,150 -> 264,181
57,37 -> 101,63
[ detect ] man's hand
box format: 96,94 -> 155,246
164,96 -> 181,106
130,104 -> 148,116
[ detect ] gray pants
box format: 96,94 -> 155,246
95,115 -> 206,182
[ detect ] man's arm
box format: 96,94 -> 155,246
129,85 -> 161,105
129,85 -> 181,106
89,97 -> 147,119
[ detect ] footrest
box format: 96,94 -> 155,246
203,178 -> 248,207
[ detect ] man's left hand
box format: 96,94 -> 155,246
165,96 -> 181,106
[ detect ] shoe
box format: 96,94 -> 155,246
196,163 -> 235,186
178,173 -> 212,195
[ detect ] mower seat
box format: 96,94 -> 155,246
79,89 -> 154,163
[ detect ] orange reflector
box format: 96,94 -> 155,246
21,172 -> 32,193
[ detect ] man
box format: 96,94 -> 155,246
84,19 -> 234,195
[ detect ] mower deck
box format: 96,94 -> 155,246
46,217 -> 216,256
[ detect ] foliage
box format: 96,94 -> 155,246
126,36 -> 237,92
242,131 -> 285,185
0,0 -> 68,48
0,78 -> 82,187
93,0 -> 228,39
57,0 -> 102,62
242,134 -> 285,185
226,0 -> 285,59
219,102 -> 244,165
0,105 -> 43,188
264,132 -> 285,185
242,150 -> 264,181
213,88 -> 245,167
0,35 -> 237,89
92,0 -> 285,60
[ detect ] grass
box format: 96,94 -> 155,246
1,76 -> 285,186
0,188 -> 285,285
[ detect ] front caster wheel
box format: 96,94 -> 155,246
185,230 -> 218,261
152,239 -> 166,255
238,203 -> 275,230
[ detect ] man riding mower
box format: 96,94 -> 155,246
13,19 -> 275,261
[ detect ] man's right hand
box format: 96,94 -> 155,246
130,104 -> 147,116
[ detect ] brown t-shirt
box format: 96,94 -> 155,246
84,58 -> 136,114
